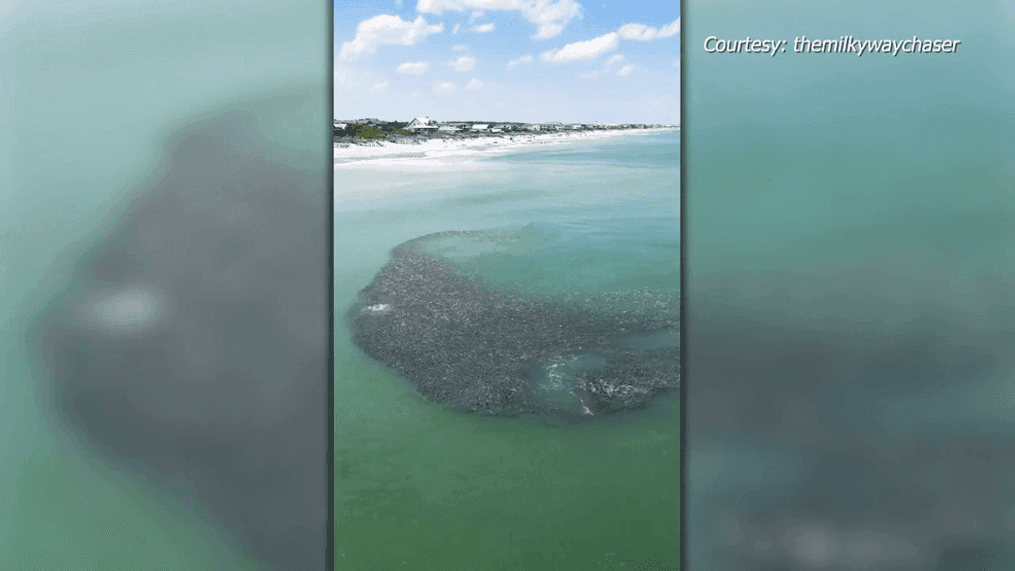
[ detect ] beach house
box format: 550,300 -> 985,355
404,117 -> 438,133
471,124 -> 489,131
332,121 -> 349,137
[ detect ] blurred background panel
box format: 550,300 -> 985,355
1,1 -> 329,569
685,1 -> 1014,569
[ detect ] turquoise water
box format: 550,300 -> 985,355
1,1 -> 327,569
687,1 -> 1015,569
335,131 -> 681,569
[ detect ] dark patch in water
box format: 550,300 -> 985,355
688,274 -> 1015,570
29,90 -> 328,571
347,230 -> 680,419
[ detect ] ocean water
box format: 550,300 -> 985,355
335,131 -> 681,570
2,1 -> 328,569
686,1 -> 1015,569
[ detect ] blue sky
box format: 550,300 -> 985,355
334,0 -> 679,124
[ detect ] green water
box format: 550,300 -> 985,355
687,1 -> 1014,568
1,1 -> 326,568
335,132 -> 681,570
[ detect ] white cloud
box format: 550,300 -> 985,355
580,70 -> 598,79
416,0 -> 581,39
507,54 -> 533,66
334,64 -> 352,85
618,17 -> 679,41
340,15 -> 444,61
541,32 -> 618,63
395,0 -> 403,6
617,64 -> 634,76
467,78 -> 485,90
603,54 -> 624,70
453,44 -> 469,50
453,23 -> 461,34
396,61 -> 431,74
448,56 -> 477,72
371,80 -> 390,91
469,10 -> 484,23
533,23 -> 564,40
472,22 -> 496,33
434,81 -> 457,93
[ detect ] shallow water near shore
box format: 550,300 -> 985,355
335,130 -> 681,569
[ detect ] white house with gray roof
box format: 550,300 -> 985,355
405,117 -> 438,132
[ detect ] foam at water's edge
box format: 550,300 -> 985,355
333,128 -> 678,167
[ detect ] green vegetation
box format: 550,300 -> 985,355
333,123 -> 417,142
349,125 -> 386,139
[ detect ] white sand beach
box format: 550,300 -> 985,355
333,126 -> 678,206
333,127 -> 677,168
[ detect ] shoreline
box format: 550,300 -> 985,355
334,127 -> 678,165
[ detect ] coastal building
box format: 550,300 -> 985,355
333,123 -> 347,130
525,124 -> 541,131
405,117 -> 438,132
437,125 -> 460,132
490,128 -> 502,133
471,124 -> 489,131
